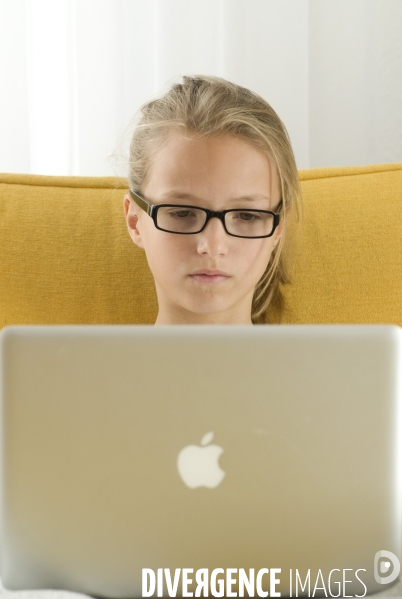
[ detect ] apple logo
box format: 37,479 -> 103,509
177,431 -> 226,489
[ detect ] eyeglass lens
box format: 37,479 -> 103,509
157,207 -> 275,237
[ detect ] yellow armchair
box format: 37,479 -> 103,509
1,162 -> 401,329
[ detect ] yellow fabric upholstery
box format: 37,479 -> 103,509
1,163 -> 401,329
277,162 -> 402,325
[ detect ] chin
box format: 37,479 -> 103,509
183,300 -> 233,317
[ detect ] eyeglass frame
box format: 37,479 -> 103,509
128,189 -> 283,239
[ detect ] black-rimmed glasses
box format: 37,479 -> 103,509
129,189 -> 282,239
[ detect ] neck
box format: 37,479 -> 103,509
154,311 -> 253,326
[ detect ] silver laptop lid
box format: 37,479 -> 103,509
1,324 -> 401,598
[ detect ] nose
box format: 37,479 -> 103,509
195,215 -> 229,256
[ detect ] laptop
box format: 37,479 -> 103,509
0,324 -> 401,598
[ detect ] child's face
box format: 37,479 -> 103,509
123,131 -> 283,324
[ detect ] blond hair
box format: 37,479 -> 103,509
127,75 -> 302,324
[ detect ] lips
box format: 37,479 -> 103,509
189,272 -> 230,284
190,270 -> 230,276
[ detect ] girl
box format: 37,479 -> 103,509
123,75 -> 302,325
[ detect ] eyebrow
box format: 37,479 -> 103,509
160,191 -> 271,203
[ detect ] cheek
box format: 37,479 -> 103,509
142,231 -> 274,283
143,233 -> 187,277
237,239 -> 274,275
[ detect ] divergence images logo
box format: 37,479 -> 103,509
177,432 -> 225,489
374,550 -> 400,585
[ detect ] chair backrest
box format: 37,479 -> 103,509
1,163 -> 401,329
277,162 -> 402,325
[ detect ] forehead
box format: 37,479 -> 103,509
143,130 -> 281,203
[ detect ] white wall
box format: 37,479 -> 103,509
0,0 -> 30,173
0,0 -> 401,176
309,0 -> 402,168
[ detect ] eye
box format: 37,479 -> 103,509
167,209 -> 197,218
234,211 -> 262,221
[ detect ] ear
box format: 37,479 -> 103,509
123,194 -> 145,249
